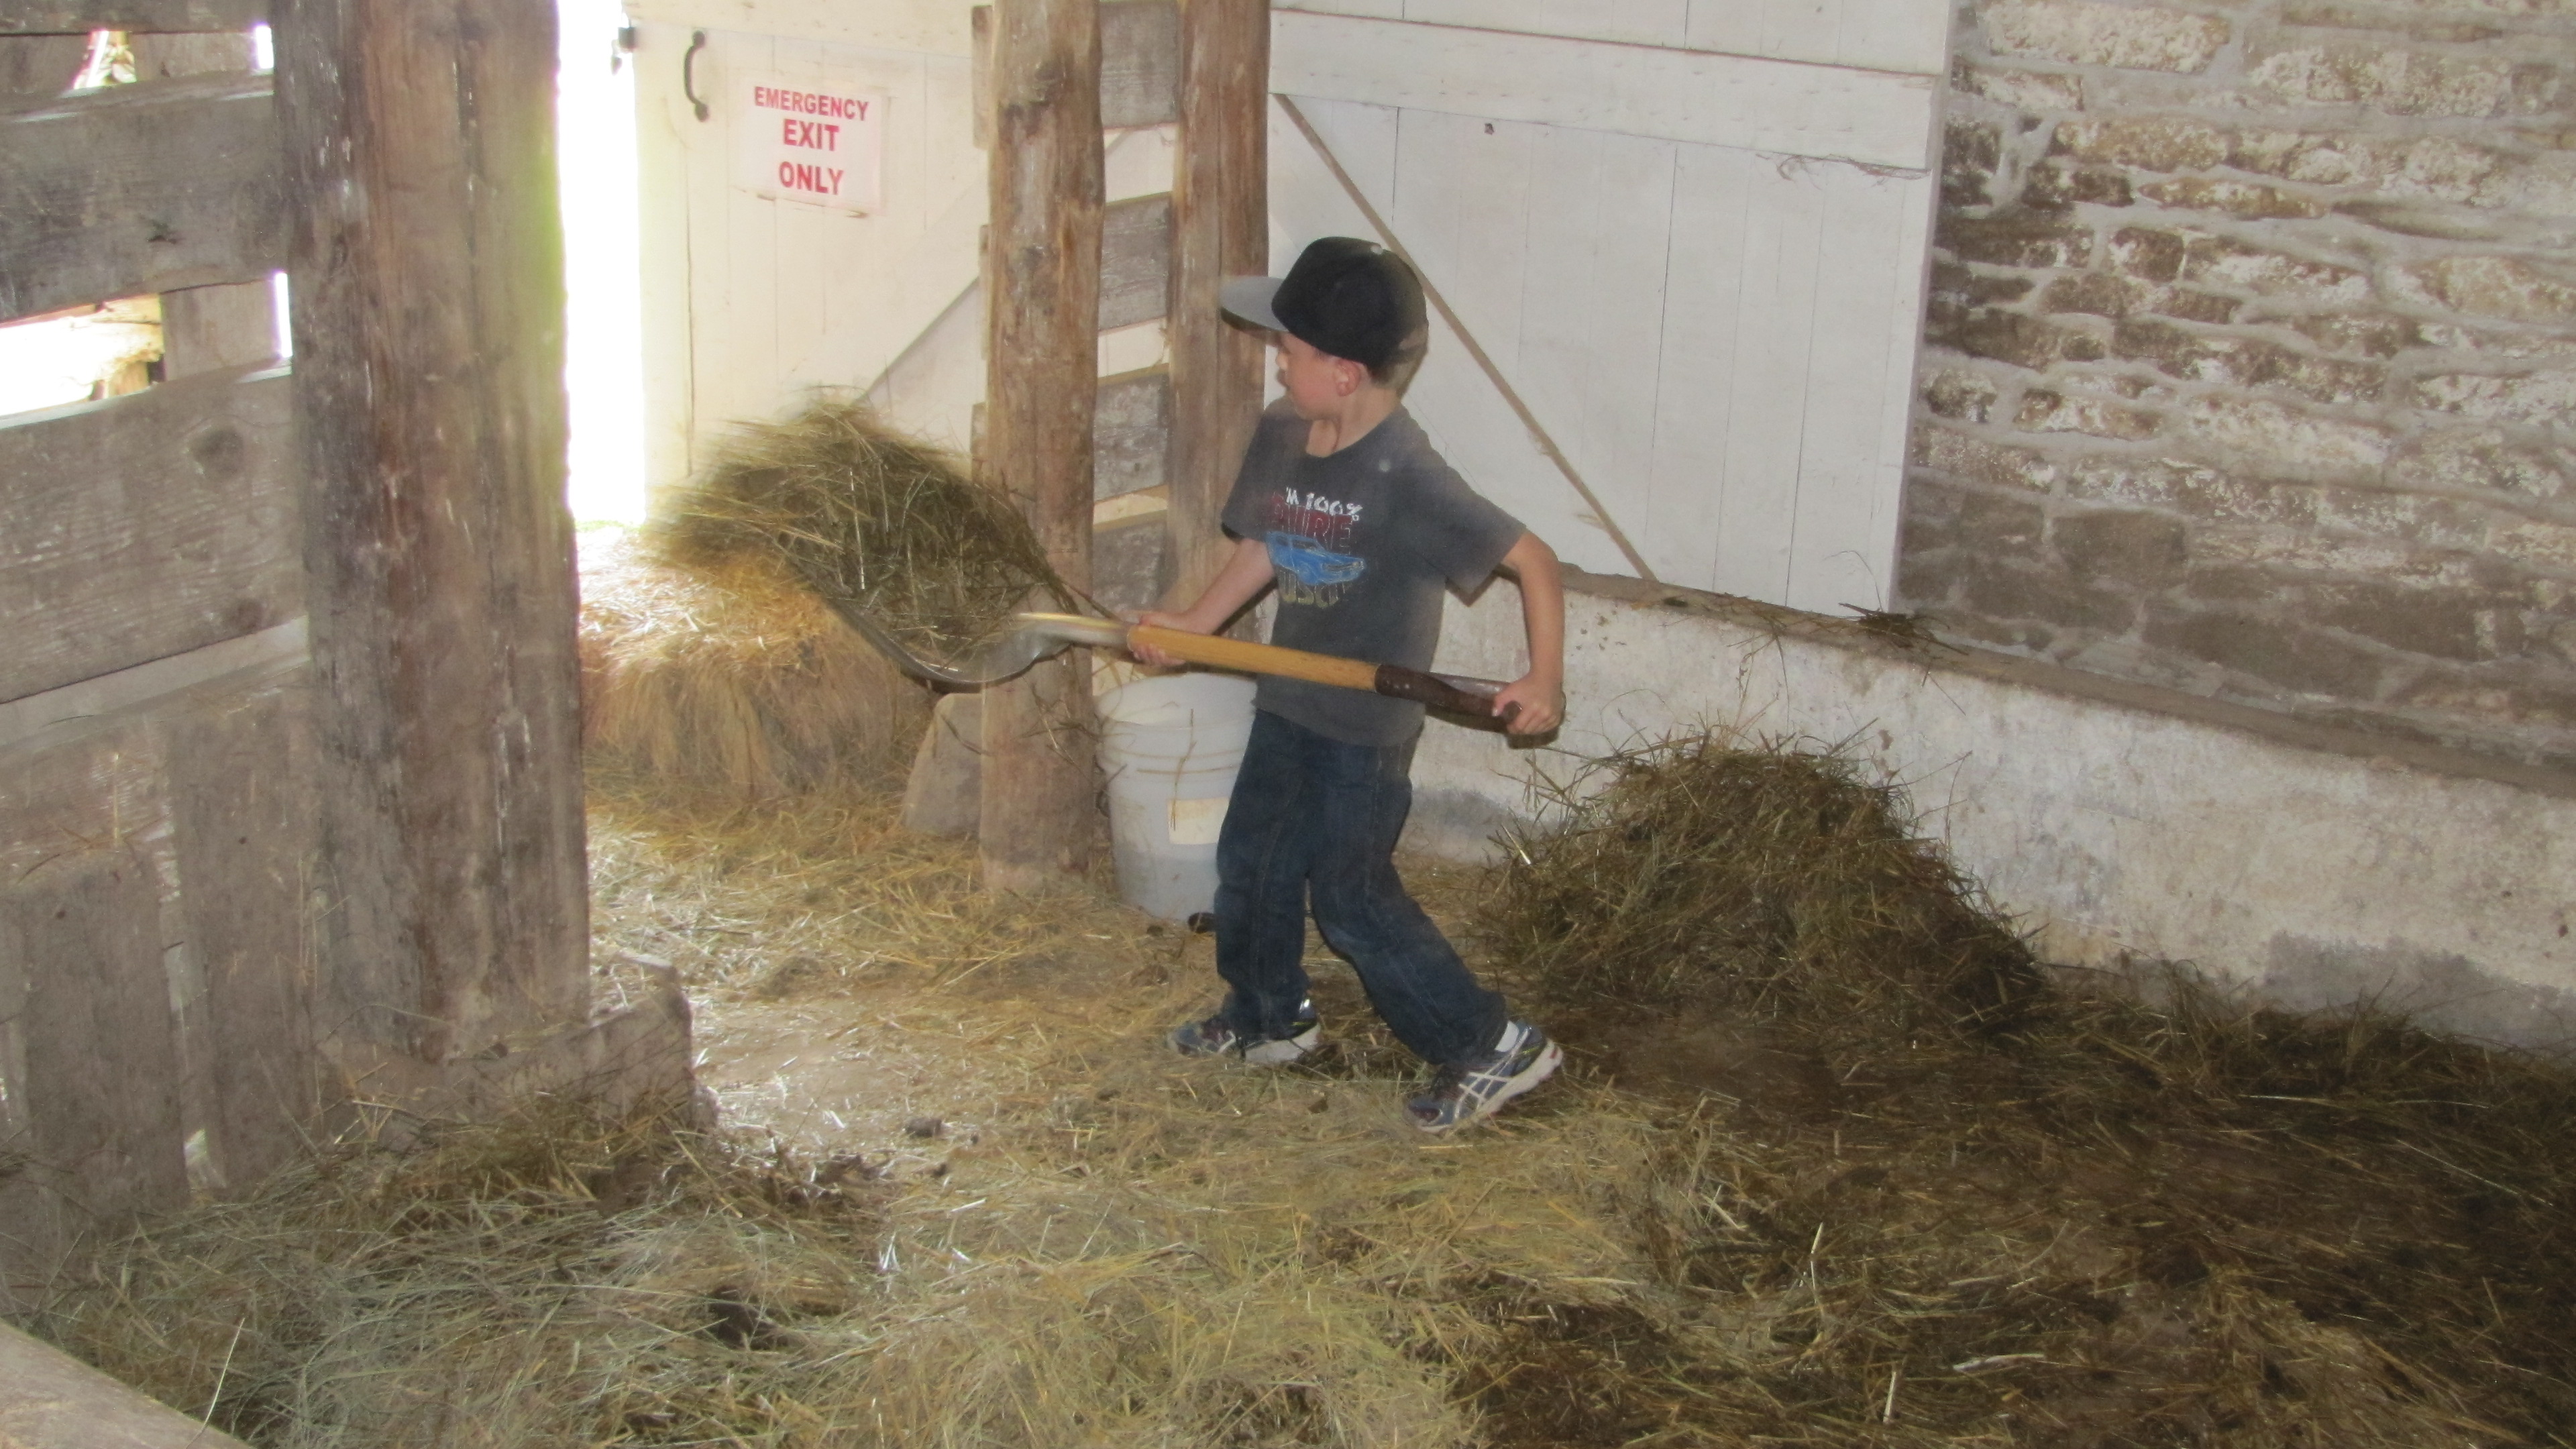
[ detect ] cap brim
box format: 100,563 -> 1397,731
1219,275 -> 1287,331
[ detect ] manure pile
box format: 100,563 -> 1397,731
21,738 -> 2575,1448
1471,736 -> 2576,1446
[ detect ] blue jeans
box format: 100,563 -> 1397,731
1213,710 -> 1508,1067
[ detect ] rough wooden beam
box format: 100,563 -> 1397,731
1099,193 -> 1172,330
0,72 -> 285,322
979,0 -> 1102,894
278,0 -> 588,1065
0,367 -> 299,703
1165,0 -> 1267,610
1,2 -> 262,33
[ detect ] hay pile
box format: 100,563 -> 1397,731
647,398 -> 1073,671
580,531 -> 930,796
581,397 -> 1080,796
1473,734 -> 2576,1446
26,737 -> 2576,1448
36,1100 -> 885,1448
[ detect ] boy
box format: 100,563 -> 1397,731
1133,236 -> 1567,1134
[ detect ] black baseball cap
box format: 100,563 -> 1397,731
1220,237 -> 1426,370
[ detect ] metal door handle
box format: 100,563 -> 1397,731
684,30 -> 710,121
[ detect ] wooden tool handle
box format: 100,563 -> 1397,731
1127,625 -> 1514,722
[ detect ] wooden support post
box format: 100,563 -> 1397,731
979,0 -> 1104,894
1164,0 -> 1267,609
276,0 -> 588,1067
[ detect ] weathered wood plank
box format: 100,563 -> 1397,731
1,2 -> 263,34
0,851 -> 189,1259
166,669 -> 316,1189
1100,0 -> 1179,129
1099,193 -> 1171,330
132,30 -> 258,77
1095,365 -> 1169,498
0,35 -> 88,97
0,717 -> 162,1309
973,0 -> 1175,146
1091,504 -> 1169,615
0,366 -> 299,704
980,0 -> 1102,893
282,0 -> 590,1066
160,278 -> 278,378
1164,0 -> 1266,612
0,73 -> 285,323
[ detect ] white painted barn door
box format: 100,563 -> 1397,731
625,0 -> 987,503
1269,3 -> 1947,613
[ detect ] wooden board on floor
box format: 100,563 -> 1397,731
0,72 -> 284,322
0,366 -> 299,704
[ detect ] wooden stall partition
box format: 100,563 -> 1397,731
0,21 -> 315,1291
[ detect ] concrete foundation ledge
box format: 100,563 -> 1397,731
1,1322 -> 252,1449
1411,570 -> 2576,1051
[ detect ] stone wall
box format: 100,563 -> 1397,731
1902,0 -> 2576,770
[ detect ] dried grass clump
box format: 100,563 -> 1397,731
579,531 -> 930,796
644,397 -> 1071,670
1466,733 -> 2576,1446
34,1099 -> 885,1448
1486,735 -> 2044,1042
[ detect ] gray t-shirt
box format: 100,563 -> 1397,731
1221,400 -> 1525,745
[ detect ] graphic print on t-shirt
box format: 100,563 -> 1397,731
1265,488 -> 1366,606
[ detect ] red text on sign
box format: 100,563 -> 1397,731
752,85 -> 869,120
782,118 -> 841,150
777,161 -> 846,196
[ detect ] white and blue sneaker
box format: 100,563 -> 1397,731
1169,1000 -> 1322,1066
1406,1020 -> 1561,1133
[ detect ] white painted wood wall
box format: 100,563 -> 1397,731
627,0 -> 987,501
1270,1 -> 1947,612
627,0 -> 1949,614
627,0 -> 1179,507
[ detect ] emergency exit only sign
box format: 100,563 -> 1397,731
735,73 -> 887,213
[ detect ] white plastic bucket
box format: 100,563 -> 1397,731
1096,673 -> 1257,920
